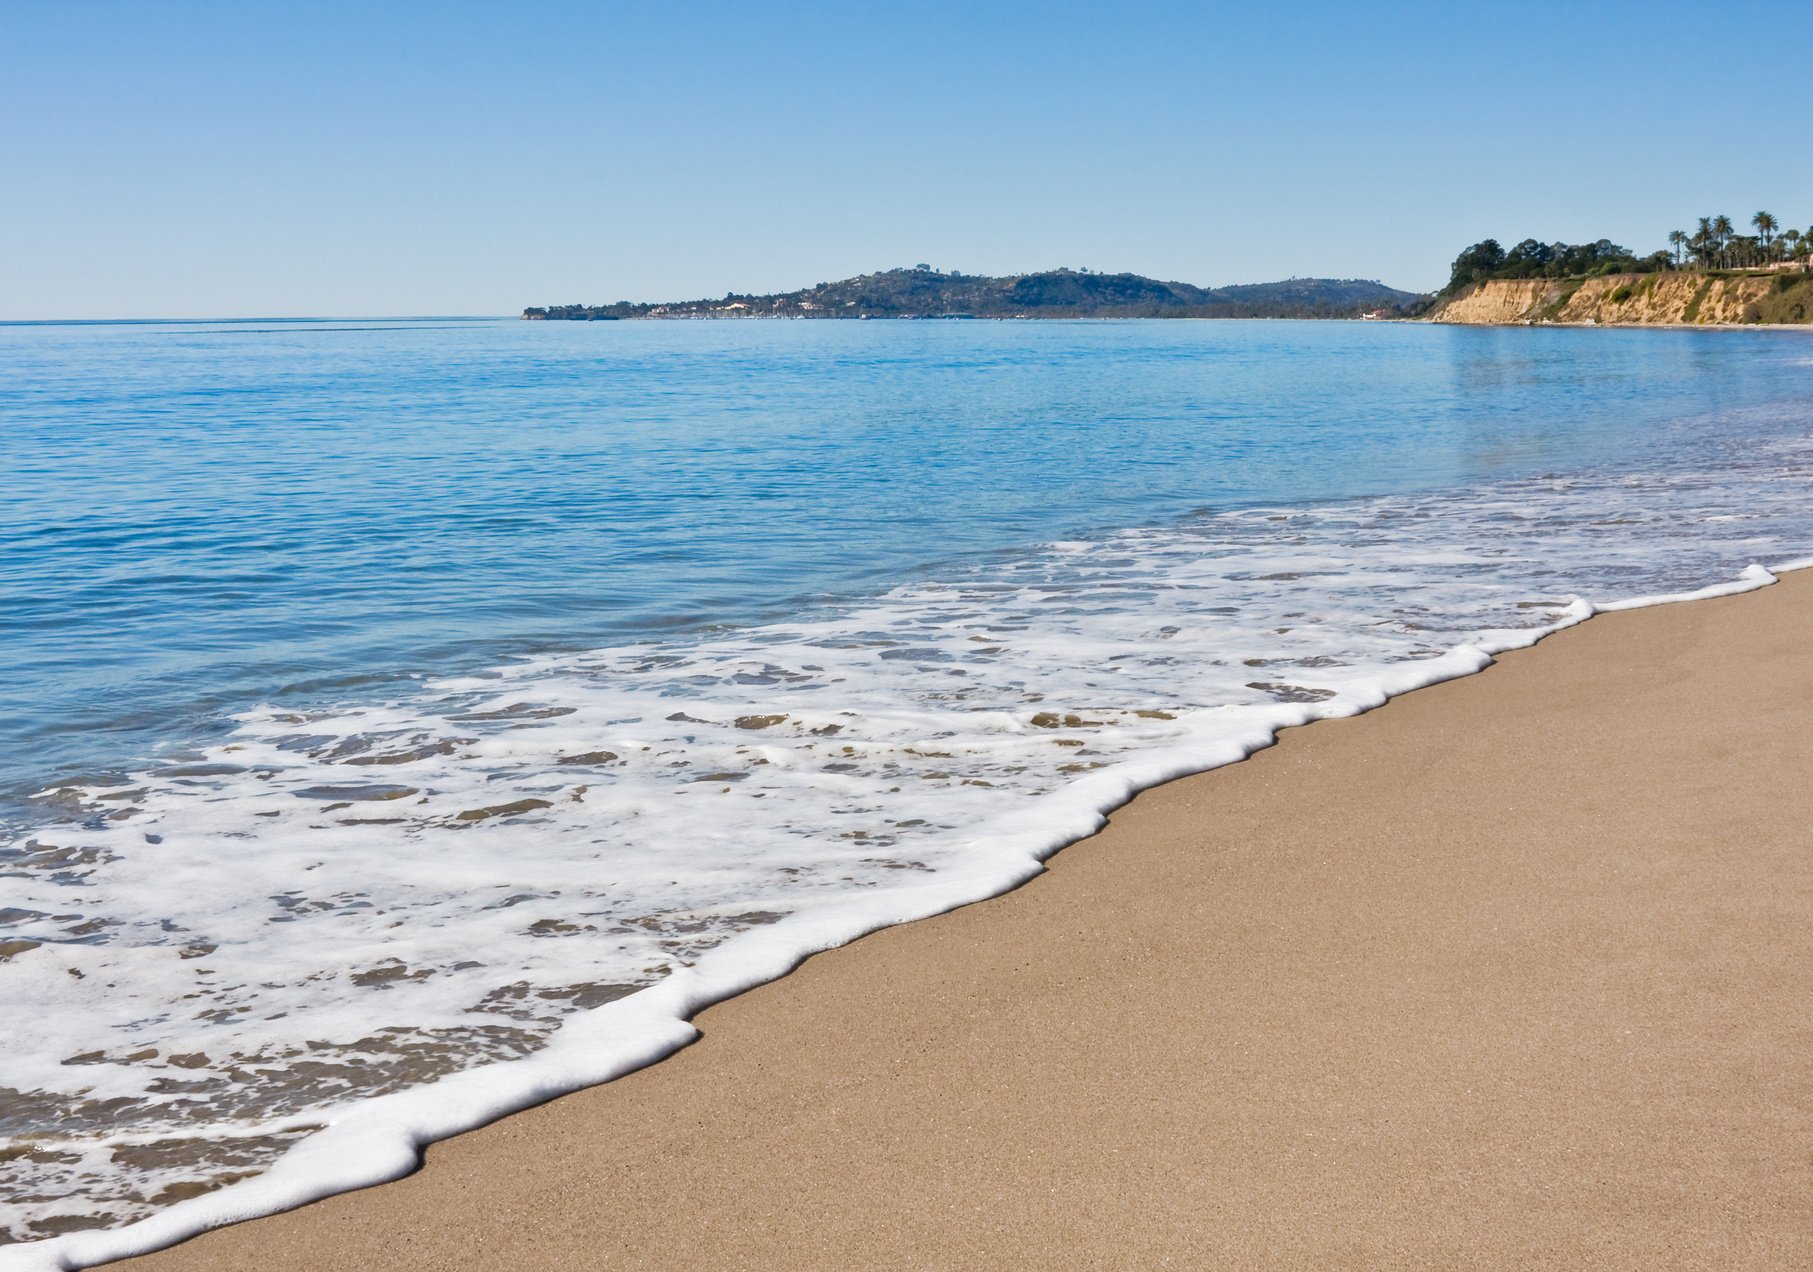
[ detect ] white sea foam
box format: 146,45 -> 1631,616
3,451 -> 1812,1268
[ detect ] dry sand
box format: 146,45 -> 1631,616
120,573 -> 1813,1270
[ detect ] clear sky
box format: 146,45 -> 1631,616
3,0 -> 1808,318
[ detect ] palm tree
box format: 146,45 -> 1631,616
1692,217 -> 1715,269
1781,229 -> 1803,272
1667,229 -> 1688,268
1752,212 -> 1778,265
1712,215 -> 1734,267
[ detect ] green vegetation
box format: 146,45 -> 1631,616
1537,282 -> 1583,323
1753,275 -> 1813,324
1445,238 -> 1660,292
1443,208 -> 1813,296
524,268 -> 1425,322
1681,278 -> 1714,324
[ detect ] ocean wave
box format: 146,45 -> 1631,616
4,438 -> 1812,1266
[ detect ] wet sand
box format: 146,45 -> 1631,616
120,572 -> 1813,1269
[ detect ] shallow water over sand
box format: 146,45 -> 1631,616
2,319 -> 1811,1251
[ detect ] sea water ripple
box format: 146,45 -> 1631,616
1,320 -> 1811,1260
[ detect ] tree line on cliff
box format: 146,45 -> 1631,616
1445,212 -> 1812,295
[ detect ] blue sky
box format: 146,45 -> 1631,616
3,1 -> 1808,317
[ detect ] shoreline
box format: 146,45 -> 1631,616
81,565 -> 1813,1269
1427,319 -> 1813,331
527,313 -> 1812,327
12,314 -> 1812,1267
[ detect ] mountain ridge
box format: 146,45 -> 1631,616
524,268 -> 1424,321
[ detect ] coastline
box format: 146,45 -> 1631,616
532,312 -> 1808,327
102,567 -> 1813,1269
1425,270 -> 1813,327
1427,320 -> 1813,331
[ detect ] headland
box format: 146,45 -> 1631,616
1427,212 -> 1813,325
1431,271 -> 1813,325
523,268 -> 1422,321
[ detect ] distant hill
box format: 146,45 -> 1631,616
524,268 -> 1425,321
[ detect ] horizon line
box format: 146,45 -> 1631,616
0,315 -> 514,326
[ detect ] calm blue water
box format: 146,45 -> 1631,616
6,316 -> 1813,1252
5,317 -> 1808,821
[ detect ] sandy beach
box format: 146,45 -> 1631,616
114,571 -> 1813,1270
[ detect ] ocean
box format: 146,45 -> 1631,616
3,317 -> 1811,1265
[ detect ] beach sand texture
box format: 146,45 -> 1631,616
118,572 -> 1813,1270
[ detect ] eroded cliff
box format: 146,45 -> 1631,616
1431,272 -> 1813,325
